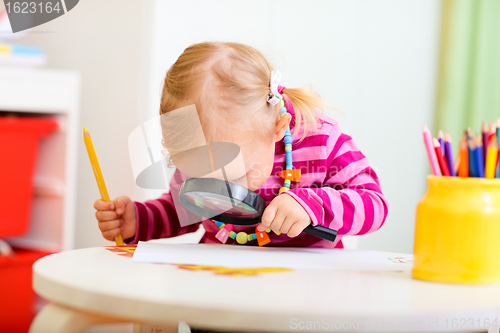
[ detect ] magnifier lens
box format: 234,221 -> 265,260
179,178 -> 337,242
182,191 -> 260,218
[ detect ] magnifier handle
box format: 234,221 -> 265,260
303,225 -> 337,242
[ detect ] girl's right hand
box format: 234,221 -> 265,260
94,196 -> 137,242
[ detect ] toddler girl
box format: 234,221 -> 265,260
94,42 -> 388,249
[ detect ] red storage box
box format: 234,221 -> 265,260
0,116 -> 58,237
0,248 -> 53,333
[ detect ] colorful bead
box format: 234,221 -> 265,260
280,100 -> 285,108
280,107 -> 287,115
215,227 -> 230,243
278,169 -> 301,186
278,169 -> 300,183
236,232 -> 248,244
285,145 -> 292,151
279,186 -> 289,194
256,227 -> 271,246
284,179 -> 291,186
283,135 -> 293,144
265,228 -> 271,233
229,231 -> 236,239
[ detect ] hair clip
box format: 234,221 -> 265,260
267,70 -> 282,105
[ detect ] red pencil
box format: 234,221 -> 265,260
434,138 -> 451,176
489,122 -> 496,146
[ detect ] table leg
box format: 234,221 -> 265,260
29,303 -> 128,333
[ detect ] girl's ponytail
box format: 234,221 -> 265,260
280,86 -> 332,141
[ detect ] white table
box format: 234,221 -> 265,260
29,245 -> 500,333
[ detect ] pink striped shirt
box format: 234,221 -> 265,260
125,107 -> 388,248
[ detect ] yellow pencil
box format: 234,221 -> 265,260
485,135 -> 498,179
83,127 -> 124,246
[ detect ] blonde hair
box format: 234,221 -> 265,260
160,42 -> 329,164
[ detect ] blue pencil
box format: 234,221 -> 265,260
496,119 -> 500,146
467,129 -> 476,177
475,136 -> 485,178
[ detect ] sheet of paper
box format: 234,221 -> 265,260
132,242 -> 399,271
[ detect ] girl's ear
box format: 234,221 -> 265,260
274,113 -> 291,142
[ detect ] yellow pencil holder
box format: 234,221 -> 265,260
413,176 -> 500,284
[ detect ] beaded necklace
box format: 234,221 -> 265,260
213,95 -> 301,246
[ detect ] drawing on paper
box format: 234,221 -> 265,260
104,245 -> 293,277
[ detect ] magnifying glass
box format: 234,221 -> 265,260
179,177 -> 338,242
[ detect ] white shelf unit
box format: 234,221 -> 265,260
0,67 -> 80,252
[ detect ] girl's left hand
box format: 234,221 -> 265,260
257,194 -> 312,237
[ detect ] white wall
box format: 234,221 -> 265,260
13,0 -> 441,253
145,0 -> 441,253
17,0 -> 146,249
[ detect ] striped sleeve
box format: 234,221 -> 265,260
283,123 -> 388,236
124,170 -> 201,244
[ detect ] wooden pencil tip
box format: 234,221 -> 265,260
490,135 -> 498,145
433,138 -> 440,147
445,133 -> 452,142
460,137 -> 466,148
422,125 -> 430,133
83,126 -> 88,132
83,127 -> 90,138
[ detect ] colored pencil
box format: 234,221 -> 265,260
485,136 -> 498,179
423,125 -> 442,176
488,122 -> 496,166
458,137 -> 469,177
467,128 -> 476,177
495,118 -> 500,178
496,119 -> 500,145
475,135 -> 485,178
433,138 -> 451,176
454,150 -> 461,175
421,121 -> 500,179
438,130 -> 445,155
444,133 -> 456,176
489,122 -> 496,140
496,119 -> 500,178
482,122 -> 488,167
83,127 -> 124,246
